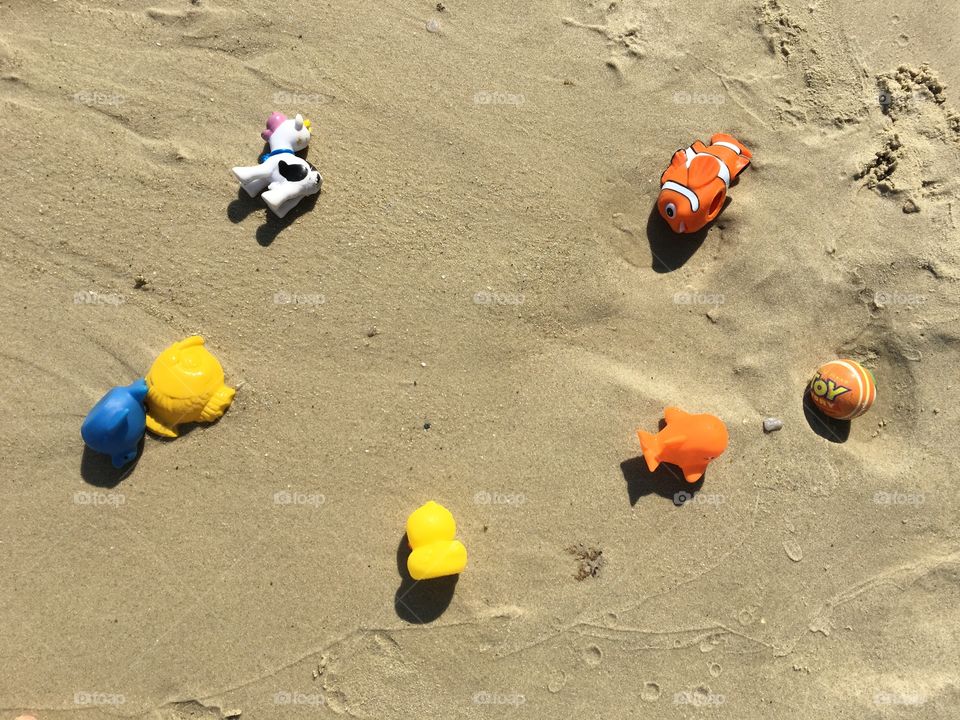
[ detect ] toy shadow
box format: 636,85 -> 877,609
802,391 -> 850,443
80,436 -> 144,487
226,187 -> 320,247
394,533 -> 458,624
621,456 -> 705,506
646,199 -> 731,273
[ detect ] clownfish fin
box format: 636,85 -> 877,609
690,140 -> 709,154
730,155 -> 751,178
710,133 -> 752,176
661,152 -> 685,183
687,154 -> 721,188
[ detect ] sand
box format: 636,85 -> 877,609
1,0 -> 959,717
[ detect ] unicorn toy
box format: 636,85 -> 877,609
232,112 -> 323,218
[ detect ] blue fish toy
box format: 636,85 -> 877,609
81,379 -> 148,468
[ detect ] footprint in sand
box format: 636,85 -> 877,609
783,537 -> 804,562
699,634 -> 725,653
581,644 -> 603,667
757,0 -> 805,60
560,0 -> 673,75
858,64 -> 960,213
758,0 -> 870,128
547,669 -> 567,693
640,681 -> 661,702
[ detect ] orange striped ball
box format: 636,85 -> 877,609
809,359 -> 877,420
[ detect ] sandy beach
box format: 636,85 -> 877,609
1,0 -> 959,717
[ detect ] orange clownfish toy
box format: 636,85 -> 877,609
637,407 -> 729,483
657,134 -> 752,234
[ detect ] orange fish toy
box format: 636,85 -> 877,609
637,407 -> 729,483
657,134 -> 752,234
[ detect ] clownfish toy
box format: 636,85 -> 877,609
657,133 -> 752,234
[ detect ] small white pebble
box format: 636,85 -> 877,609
420,362 -> 427,367
426,19 -> 441,32
763,417 -> 784,433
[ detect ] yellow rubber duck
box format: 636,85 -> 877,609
406,501 -> 467,580
144,336 -> 236,438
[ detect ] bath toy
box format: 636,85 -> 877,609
406,501 -> 467,580
657,133 -> 752,234
81,379 -> 148,468
809,359 -> 876,420
637,407 -> 729,483
232,112 -> 323,218
145,336 -> 236,438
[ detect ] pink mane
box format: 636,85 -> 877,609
261,112 -> 287,141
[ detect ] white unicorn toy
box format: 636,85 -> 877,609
232,112 -> 323,218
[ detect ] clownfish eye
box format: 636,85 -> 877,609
664,202 -> 676,219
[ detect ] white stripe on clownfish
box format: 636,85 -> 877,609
667,146 -> 731,195
709,154 -> 731,187
713,140 -> 742,155
661,180 -> 700,212
662,144 -> 739,212
681,146 -> 731,188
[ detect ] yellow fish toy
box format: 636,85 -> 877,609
145,336 -> 236,438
